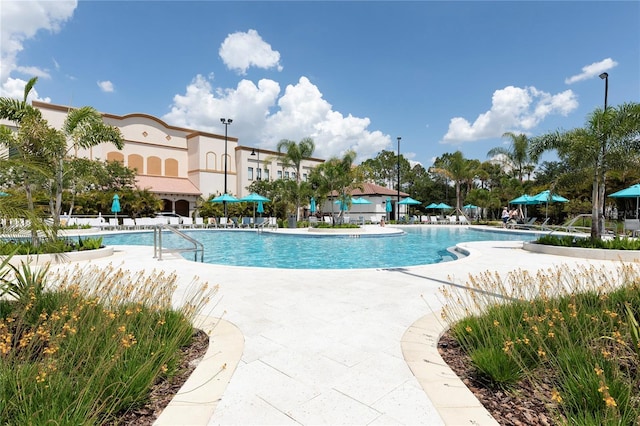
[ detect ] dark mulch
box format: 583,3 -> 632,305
112,329 -> 210,425
438,331 -> 558,426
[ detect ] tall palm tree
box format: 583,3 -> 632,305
487,132 -> 534,182
530,102 -> 640,238
430,151 -> 477,216
277,137 -> 316,220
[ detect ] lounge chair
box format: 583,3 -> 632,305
308,216 -> 318,227
194,217 -> 204,228
182,217 -> 193,228
122,218 -> 136,230
219,217 -> 231,228
240,217 -> 252,228
625,218 -> 640,237
514,217 -> 537,229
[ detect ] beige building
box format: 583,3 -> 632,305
2,101 -> 324,217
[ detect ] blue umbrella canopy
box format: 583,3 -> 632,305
352,197 -> 372,205
398,197 -> 421,205
240,192 -> 270,202
435,203 -> 452,209
0,191 -> 8,197
309,197 -> 316,213
211,193 -> 240,203
257,201 -> 264,214
385,198 -> 392,213
532,190 -> 568,203
335,199 -> 350,211
609,184 -> 640,198
425,202 -> 438,209
111,194 -> 121,213
509,194 -> 541,205
464,203 -> 478,209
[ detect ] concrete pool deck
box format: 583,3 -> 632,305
52,225 -> 636,425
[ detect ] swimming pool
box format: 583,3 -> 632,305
99,227 -> 537,269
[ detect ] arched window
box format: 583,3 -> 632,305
147,156 -> 162,175
128,154 -> 143,173
165,158 -> 178,177
206,152 -> 217,170
107,152 -> 124,163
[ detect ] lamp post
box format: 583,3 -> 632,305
220,118 -> 232,218
598,72 -> 609,235
251,148 -> 260,180
397,136 -> 401,222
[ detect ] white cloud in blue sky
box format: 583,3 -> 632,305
565,58 -> 618,85
219,29 -> 283,75
442,86 -> 578,144
97,80 -> 114,93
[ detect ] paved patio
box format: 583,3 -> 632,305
53,226 -> 633,425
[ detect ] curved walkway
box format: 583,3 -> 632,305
54,229 -> 635,425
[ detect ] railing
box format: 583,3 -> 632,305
153,224 -> 204,262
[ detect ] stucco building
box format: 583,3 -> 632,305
2,101 -> 325,217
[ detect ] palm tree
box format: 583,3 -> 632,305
487,132 -> 534,182
277,137 -> 316,220
530,102 -> 640,238
309,150 -> 360,225
430,151 -> 477,216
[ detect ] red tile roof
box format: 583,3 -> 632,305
135,175 -> 202,196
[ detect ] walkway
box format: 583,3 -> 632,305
55,228 -> 631,425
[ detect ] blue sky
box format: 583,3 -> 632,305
1,1 -> 639,167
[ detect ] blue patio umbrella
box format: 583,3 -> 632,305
335,199 -> 350,211
256,201 -> 264,214
0,191 -> 8,197
463,203 -> 478,209
385,197 -> 392,219
211,193 -> 240,219
240,193 -> 270,223
610,184 -> 640,219
531,190 -> 568,220
309,197 -> 317,214
425,202 -> 438,209
398,197 -> 422,218
111,194 -> 121,219
509,194 -> 540,205
352,197 -> 372,205
435,203 -> 452,210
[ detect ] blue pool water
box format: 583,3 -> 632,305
99,227 -> 537,269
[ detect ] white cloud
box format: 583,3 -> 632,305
0,0 -> 77,87
219,29 -> 283,75
565,58 -> 618,84
97,80 -> 114,93
162,74 -> 390,162
441,86 -> 578,144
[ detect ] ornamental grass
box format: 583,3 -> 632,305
0,258 -> 217,425
441,263 -> 640,425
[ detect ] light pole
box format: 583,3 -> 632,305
598,72 -> 609,234
220,118 -> 232,218
251,148 -> 260,180
397,136 -> 401,222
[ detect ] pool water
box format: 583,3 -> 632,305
99,227 -> 537,269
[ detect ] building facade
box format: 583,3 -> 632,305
2,101 -> 325,217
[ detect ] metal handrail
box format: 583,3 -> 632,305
153,224 -> 204,262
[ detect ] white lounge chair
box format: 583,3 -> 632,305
182,217 -> 193,228
194,217 -> 204,228
122,218 -> 136,229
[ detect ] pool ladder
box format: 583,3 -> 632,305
153,224 -> 204,262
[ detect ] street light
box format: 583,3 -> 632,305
598,72 -> 609,234
220,118 -> 232,218
397,136 -> 401,222
251,148 -> 260,180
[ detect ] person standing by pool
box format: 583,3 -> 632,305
501,207 -> 509,228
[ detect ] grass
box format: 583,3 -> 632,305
440,263 -> 640,425
0,257 -> 217,424
0,236 -> 104,255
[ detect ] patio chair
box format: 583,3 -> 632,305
168,217 -> 180,227
624,218 -> 640,237
194,217 -> 204,228
429,216 -> 439,225
219,217 -> 231,228
240,217 -> 252,228
308,216 -> 318,227
449,215 -> 458,224
514,217 -> 537,229
122,218 -> 136,230
182,217 -> 193,228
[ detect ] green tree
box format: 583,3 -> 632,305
277,137 -> 316,220
487,132 -> 535,182
309,150 -> 361,224
430,151 -> 478,215
530,102 -> 640,238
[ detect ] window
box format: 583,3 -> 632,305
248,167 -> 254,180
303,173 -> 308,181
277,170 -> 282,180
264,169 -> 270,181
291,172 -> 296,180
285,171 -> 290,180
256,168 -> 261,180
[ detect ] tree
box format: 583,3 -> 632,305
487,132 -> 535,182
277,137 -> 315,220
309,150 -> 361,224
430,151 -> 478,215
530,102 -> 640,238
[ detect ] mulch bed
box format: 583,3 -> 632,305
438,331 -> 558,426
112,329 -> 210,425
